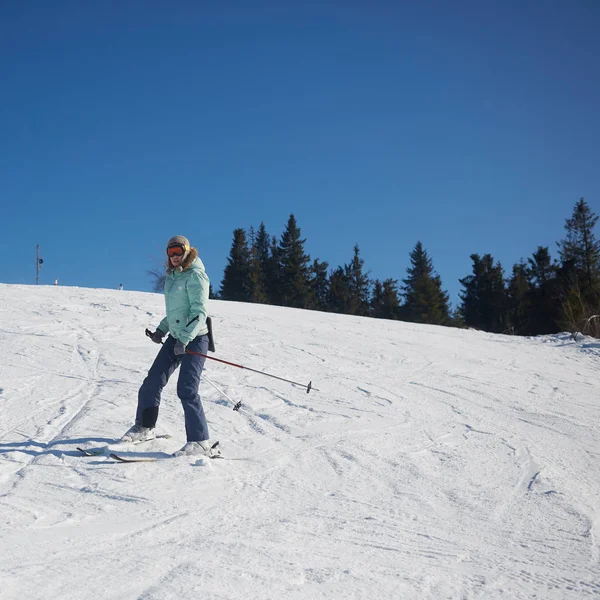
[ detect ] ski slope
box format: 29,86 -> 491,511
0,283 -> 599,600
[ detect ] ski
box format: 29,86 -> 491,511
109,452 -> 224,463
109,441 -> 223,463
77,447 -> 105,457
129,433 -> 172,444
77,434 -> 172,457
109,453 -> 160,463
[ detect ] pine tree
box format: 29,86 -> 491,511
254,223 -> 272,302
459,255 -> 483,328
371,280 -> 384,318
266,235 -> 281,305
526,246 -> 558,334
278,214 -> 311,308
505,261 -> 531,334
479,254 -> 506,332
459,254 -> 506,332
382,278 -> 401,319
220,228 -> 252,302
327,266 -> 351,314
248,226 -> 268,303
527,246 -> 555,287
344,244 -> 371,316
557,197 -> 600,305
371,278 -> 400,320
555,199 -> 600,335
308,258 -> 329,311
402,241 -> 450,325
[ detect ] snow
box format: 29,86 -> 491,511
0,283 -> 599,600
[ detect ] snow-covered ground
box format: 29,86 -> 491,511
0,283 -> 599,599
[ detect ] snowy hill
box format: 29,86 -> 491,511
0,283 -> 599,600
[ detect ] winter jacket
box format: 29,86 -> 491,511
157,248 -> 210,345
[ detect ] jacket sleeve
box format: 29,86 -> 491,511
179,270 -> 210,345
157,316 -> 169,335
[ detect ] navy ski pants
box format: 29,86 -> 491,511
136,334 -> 210,442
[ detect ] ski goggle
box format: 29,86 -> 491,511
166,245 -> 186,257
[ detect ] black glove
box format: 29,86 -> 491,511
150,329 -> 165,344
174,341 -> 187,356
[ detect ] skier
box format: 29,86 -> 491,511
118,283 -> 123,290
121,235 -> 217,457
54,278 -> 58,286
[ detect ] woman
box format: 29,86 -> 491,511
121,235 -> 217,457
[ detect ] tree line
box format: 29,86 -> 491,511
217,213 -> 454,324
458,198 -> 600,337
214,199 -> 600,337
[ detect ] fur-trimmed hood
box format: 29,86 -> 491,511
166,247 -> 199,274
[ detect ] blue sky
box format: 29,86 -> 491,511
1,1 -> 599,306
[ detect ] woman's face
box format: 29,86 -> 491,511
167,245 -> 186,268
169,254 -> 184,268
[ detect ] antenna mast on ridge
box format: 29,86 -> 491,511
36,245 -> 43,284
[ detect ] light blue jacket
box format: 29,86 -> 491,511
158,253 -> 209,345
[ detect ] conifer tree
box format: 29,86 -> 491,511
371,280 -> 384,318
327,266 -> 351,314
266,235 -> 281,305
248,226 -> 268,303
557,197 -> 600,304
459,255 -> 483,328
479,254 -> 506,332
344,244 -> 371,316
449,307 -> 465,328
278,214 -> 311,308
220,228 -> 252,302
309,259 -> 329,311
256,223 -> 273,299
382,278 -> 401,319
506,261 -> 531,334
526,246 -> 558,334
528,246 -> 555,287
402,241 -> 450,325
459,254 -> 506,332
371,278 -> 400,320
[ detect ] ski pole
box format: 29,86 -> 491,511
145,329 -> 317,393
186,349 -> 316,394
203,374 -> 242,411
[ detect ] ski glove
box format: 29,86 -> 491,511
173,341 -> 187,356
150,329 -> 165,344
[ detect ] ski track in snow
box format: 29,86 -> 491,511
0,284 -> 599,599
